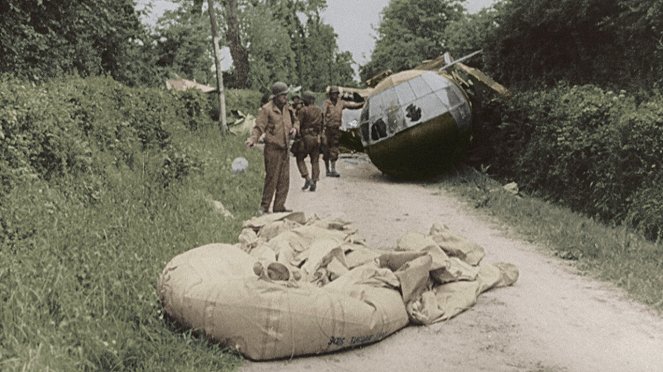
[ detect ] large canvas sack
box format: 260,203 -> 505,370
158,244 -> 409,360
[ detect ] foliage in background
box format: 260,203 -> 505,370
360,0 -> 465,82
479,0 -> 663,88
468,85 -> 663,241
0,0 -> 158,86
150,0 -> 356,91
239,0 -> 355,91
444,6 -> 502,69
0,76 -> 264,370
153,0 -> 214,84
0,0 -> 357,89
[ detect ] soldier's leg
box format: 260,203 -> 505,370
272,148 -> 290,212
260,145 -> 280,212
323,130 -> 332,175
329,128 -> 341,177
310,143 -> 320,182
295,153 -> 309,179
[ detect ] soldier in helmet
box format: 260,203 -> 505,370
295,91 -> 323,191
245,81 -> 299,215
322,85 -> 364,177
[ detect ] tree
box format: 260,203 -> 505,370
221,0 -> 250,88
240,3 -> 296,90
360,0 -> 465,82
153,0 -> 213,84
444,7 -> 501,69
0,0 -> 156,85
483,0 -> 663,87
151,0 -> 355,91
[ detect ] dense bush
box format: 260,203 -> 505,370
0,0 -> 157,86
207,89 -> 264,122
0,76 -> 228,246
0,77 -> 264,370
481,0 -> 663,88
470,85 -> 663,240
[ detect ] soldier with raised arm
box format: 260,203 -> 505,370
322,86 -> 364,177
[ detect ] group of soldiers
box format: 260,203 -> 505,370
245,81 -> 363,215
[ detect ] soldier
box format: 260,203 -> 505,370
291,94 -> 304,116
245,82 -> 299,215
295,91 -> 324,192
322,86 -> 364,177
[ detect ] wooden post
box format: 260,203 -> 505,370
207,0 -> 228,134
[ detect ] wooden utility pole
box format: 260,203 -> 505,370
207,0 -> 228,134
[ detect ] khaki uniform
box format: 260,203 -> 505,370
295,105 -> 324,181
249,101 -> 299,212
322,99 -> 363,162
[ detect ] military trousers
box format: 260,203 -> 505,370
261,144 -> 290,212
295,134 -> 321,181
322,126 -> 341,162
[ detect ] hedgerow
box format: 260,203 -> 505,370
471,84 -> 663,240
0,76 -> 263,370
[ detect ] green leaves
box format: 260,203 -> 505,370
360,0 -> 465,81
471,84 -> 663,241
0,0 -> 155,86
481,0 -> 663,87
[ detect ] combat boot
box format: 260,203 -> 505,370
302,178 -> 312,191
309,180 -> 317,192
325,160 -> 331,176
329,161 -> 340,177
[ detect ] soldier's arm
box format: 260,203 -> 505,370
292,108 -> 300,132
318,109 -> 324,135
321,101 -> 330,127
246,107 -> 267,146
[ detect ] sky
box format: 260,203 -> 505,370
137,0 -> 497,77
321,0 -> 496,70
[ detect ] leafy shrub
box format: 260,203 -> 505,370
209,89 -> 263,120
626,176 -> 663,241
471,84 -> 663,239
1,76 -> 264,370
177,90 -> 213,130
160,145 -> 203,187
0,76 -> 215,242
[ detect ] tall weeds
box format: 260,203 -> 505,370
0,76 -> 263,370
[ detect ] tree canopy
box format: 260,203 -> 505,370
0,0 -> 157,85
360,0 -> 465,82
0,0 -> 356,90
479,0 -> 662,87
361,0 -> 663,88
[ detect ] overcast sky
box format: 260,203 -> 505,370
321,0 -> 495,69
137,0 -> 497,77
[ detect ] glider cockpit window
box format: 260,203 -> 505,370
359,105 -> 370,143
370,119 -> 388,141
360,122 -> 370,143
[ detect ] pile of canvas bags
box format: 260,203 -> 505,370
158,212 -> 518,360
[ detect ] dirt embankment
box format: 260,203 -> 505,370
241,154 -> 663,372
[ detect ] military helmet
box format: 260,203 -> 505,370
302,90 -> 316,104
271,81 -> 289,96
328,86 -> 340,94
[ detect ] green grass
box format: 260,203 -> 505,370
0,127 -> 264,371
436,166 -> 663,311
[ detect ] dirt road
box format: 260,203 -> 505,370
241,154 -> 663,372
